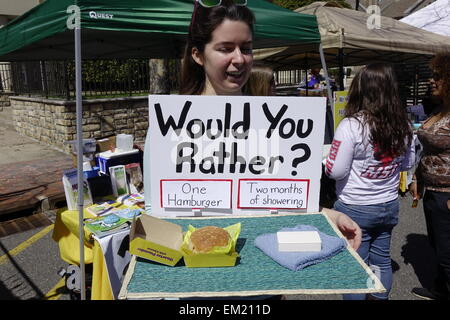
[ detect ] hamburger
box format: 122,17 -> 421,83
189,226 -> 231,253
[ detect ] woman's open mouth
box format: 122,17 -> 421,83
226,70 -> 245,81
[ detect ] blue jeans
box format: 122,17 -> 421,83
334,198 -> 399,300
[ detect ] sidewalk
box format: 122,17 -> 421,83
0,107 -> 72,217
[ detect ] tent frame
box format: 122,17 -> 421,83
74,25 -> 86,301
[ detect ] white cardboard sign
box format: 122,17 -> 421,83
145,95 -> 326,216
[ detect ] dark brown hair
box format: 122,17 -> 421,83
180,0 -> 255,95
430,52 -> 450,108
345,63 -> 412,158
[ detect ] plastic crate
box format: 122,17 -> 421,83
97,149 -> 140,174
83,167 -> 100,179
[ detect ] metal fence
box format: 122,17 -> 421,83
1,59 -> 432,105
275,62 -> 432,106
394,61 -> 433,106
0,62 -> 13,92
0,59 -> 181,99
276,69 -> 306,86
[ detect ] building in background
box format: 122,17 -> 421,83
0,1 -> 44,97
346,0 -> 436,19
0,0 -> 44,26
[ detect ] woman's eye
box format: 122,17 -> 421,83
217,46 -> 252,54
218,47 -> 233,53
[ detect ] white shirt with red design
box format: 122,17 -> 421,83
325,117 -> 415,205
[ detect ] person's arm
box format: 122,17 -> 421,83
400,138 -> 416,172
409,171 -> 424,201
322,207 -> 361,250
408,135 -> 423,201
324,118 -> 356,181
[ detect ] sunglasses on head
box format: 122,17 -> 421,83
197,0 -> 247,7
432,72 -> 442,81
190,0 -> 247,35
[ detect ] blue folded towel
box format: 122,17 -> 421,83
254,225 -> 346,271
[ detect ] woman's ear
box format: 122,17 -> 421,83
191,47 -> 204,66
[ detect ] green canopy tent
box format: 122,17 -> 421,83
0,0 -> 320,60
0,0 -> 323,300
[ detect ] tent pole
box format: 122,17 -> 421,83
304,56 -> 308,96
75,25 -> 86,301
319,44 -> 335,143
338,48 -> 345,91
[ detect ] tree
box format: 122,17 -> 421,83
148,59 -> 170,94
271,0 -> 351,10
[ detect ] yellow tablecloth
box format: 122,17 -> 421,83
52,207 -> 114,300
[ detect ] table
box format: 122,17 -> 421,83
52,206 -> 131,300
298,88 -> 328,97
119,212 -> 384,299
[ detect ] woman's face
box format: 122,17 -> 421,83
192,19 -> 253,96
430,70 -> 443,97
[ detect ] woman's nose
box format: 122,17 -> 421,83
232,48 -> 244,64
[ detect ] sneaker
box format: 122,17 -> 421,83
411,287 -> 448,300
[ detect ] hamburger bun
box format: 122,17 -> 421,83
189,226 -> 230,253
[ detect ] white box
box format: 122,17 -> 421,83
277,231 -> 322,252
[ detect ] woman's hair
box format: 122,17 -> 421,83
345,63 -> 412,158
180,0 -> 255,95
430,52 -> 450,107
244,64 -> 275,96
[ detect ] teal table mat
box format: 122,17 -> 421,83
120,213 -> 383,299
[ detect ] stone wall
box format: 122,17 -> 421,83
10,96 -> 149,154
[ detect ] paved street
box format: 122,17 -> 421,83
0,191 -> 433,300
288,194 -> 435,300
0,107 -> 437,300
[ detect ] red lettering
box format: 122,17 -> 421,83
325,139 -> 342,175
360,162 -> 400,179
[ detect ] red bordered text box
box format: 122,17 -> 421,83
160,179 -> 233,209
237,179 -> 309,210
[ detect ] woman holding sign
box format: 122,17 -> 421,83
177,0 -> 361,250
325,64 -> 415,300
180,0 -> 253,96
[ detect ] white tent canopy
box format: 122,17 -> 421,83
401,0 -> 450,37
256,2 -> 450,71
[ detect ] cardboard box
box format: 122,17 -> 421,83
129,214 -> 184,267
181,223 -> 241,268
277,231 -> 322,252
97,136 -> 116,153
183,251 -> 239,268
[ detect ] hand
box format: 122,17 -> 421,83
322,207 -> 362,250
335,213 -> 362,251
